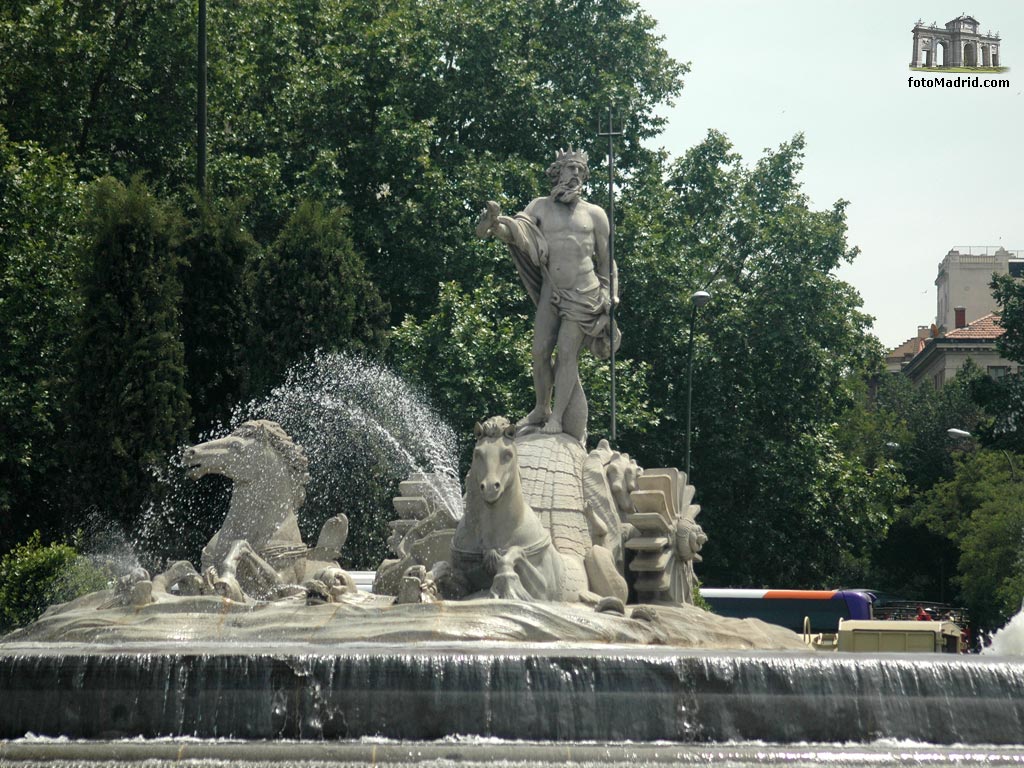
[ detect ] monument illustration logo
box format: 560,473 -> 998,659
911,15 -> 1007,72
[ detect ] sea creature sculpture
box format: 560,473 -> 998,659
179,420 -> 351,602
450,417 -> 567,600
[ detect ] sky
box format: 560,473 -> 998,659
635,0 -> 1024,349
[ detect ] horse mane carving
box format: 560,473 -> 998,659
229,420 -> 311,508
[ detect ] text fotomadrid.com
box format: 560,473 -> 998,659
908,76 -> 1010,88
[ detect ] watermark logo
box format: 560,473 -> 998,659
908,75 -> 1010,88
910,14 -> 1008,73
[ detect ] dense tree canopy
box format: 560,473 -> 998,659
0,129 -> 84,551
247,201 -> 388,397
613,131 -> 891,586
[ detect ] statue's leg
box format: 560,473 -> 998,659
543,320 -> 585,435
217,540 -> 282,600
561,376 -> 588,442
520,287 -> 558,427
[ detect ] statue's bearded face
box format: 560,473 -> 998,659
551,159 -> 588,203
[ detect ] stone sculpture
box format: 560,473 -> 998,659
475,148 -> 620,441
432,417 -> 627,604
127,419 -> 358,604
449,417 -> 568,600
380,415 -> 704,608
373,471 -> 461,596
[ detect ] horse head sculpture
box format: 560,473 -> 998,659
471,416 -> 519,507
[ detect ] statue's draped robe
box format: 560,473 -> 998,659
501,213 -> 621,359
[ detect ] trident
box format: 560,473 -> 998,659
598,107 -> 622,444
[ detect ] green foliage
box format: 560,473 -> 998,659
0,531 -> 110,633
861,364 -> 1007,604
180,198 -> 259,435
196,0 -> 686,318
873,362 -> 987,492
993,273 -> 1024,364
618,131 -> 888,587
0,0 -> 197,187
247,200 -> 388,396
973,274 -> 1024,453
692,579 -> 712,613
0,128 -> 84,551
912,450 -> 1024,629
69,176 -> 191,530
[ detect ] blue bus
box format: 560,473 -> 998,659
700,588 -> 874,634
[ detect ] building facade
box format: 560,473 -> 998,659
935,247 -> 1023,333
887,244 -> 1022,386
911,15 -> 1001,68
901,313 -> 1014,389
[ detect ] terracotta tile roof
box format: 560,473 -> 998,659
944,313 -> 1005,340
887,335 -> 926,359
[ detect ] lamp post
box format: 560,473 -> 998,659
197,0 -> 207,195
947,428 -> 1020,481
684,290 -> 711,482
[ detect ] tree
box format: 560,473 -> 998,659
913,449 -> 1024,630
617,131 -> 889,587
247,201 -> 388,396
973,274 -> 1024,453
198,0 -> 686,318
0,0 -> 197,188
0,128 -> 84,552
855,366 -> 988,602
68,177 -> 191,531
180,198 -> 259,435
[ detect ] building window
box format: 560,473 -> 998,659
988,365 -> 1011,380
1009,261 -> 1024,278
934,371 -> 945,389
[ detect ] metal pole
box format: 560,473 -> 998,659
684,290 -> 710,482
598,108 -> 622,443
684,305 -> 697,481
197,0 -> 208,195
1001,449 -> 1020,482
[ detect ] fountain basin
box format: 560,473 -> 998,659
3,640 -> 1024,744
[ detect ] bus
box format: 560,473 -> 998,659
700,588 -> 874,634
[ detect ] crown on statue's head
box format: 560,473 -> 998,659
555,146 -> 589,166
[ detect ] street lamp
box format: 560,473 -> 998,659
684,290 -> 711,482
947,428 -> 1020,481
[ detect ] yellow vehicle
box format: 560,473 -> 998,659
835,619 -> 963,653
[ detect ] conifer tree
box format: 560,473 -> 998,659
69,177 -> 190,530
180,199 -> 257,436
0,129 -> 83,552
247,201 -> 387,395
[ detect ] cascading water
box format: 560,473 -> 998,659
5,645 -> 1024,745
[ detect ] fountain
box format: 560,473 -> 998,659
4,151 -> 1024,764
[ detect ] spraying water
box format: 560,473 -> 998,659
135,351 -> 460,571
984,607 -> 1024,656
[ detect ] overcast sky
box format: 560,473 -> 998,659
635,0 -> 1024,348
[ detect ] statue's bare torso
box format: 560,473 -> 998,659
523,196 -> 605,295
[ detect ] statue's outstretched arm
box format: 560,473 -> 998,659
475,200 -> 514,244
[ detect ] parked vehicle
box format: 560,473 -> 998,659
699,588 -> 874,634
